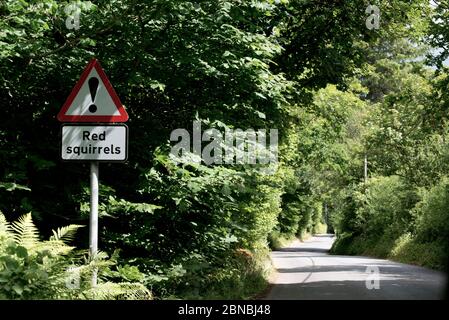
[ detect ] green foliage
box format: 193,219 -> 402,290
173,248 -> 271,300
329,13 -> 449,272
0,182 -> 31,192
238,177 -> 282,250
358,176 -> 416,237
49,224 -> 85,243
0,211 -> 151,299
331,176 -> 416,247
81,282 -> 151,300
414,176 -> 449,245
331,176 -> 449,270
268,232 -> 296,250
10,213 -> 40,248
389,233 -> 447,270
0,211 -> 79,299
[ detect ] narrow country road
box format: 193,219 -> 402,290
265,234 -> 447,300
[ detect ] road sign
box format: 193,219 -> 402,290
57,59 -> 129,122
61,124 -> 128,161
59,59 -> 130,287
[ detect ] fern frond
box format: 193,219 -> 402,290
84,250 -> 114,268
49,224 -> 84,244
34,241 -> 75,256
83,282 -> 152,300
0,211 -> 13,237
11,212 -> 40,248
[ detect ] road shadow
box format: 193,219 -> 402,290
312,234 -> 335,238
278,247 -> 329,254
275,264 -> 413,275
265,279 -> 446,300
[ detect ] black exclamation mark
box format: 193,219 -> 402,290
88,77 -> 99,113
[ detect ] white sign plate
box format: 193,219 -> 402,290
61,125 -> 128,161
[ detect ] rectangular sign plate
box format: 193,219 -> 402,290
61,124 -> 128,161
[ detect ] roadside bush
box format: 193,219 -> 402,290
414,176 -> 449,244
98,149 -> 281,298
268,163 -> 328,247
332,176 -> 448,270
270,166 -> 314,243
238,178 -> 282,250
356,176 -> 417,238
311,202 -> 326,234
389,233 -> 447,269
331,176 -> 418,256
276,201 -> 301,237
335,176 -> 416,240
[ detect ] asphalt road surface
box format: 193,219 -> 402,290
265,234 -> 447,300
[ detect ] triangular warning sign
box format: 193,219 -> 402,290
57,59 -> 128,122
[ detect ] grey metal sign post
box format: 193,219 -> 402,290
89,161 -> 99,286
57,59 -> 129,288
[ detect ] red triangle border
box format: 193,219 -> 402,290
57,59 -> 129,123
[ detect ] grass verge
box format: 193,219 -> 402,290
331,232 -> 448,270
